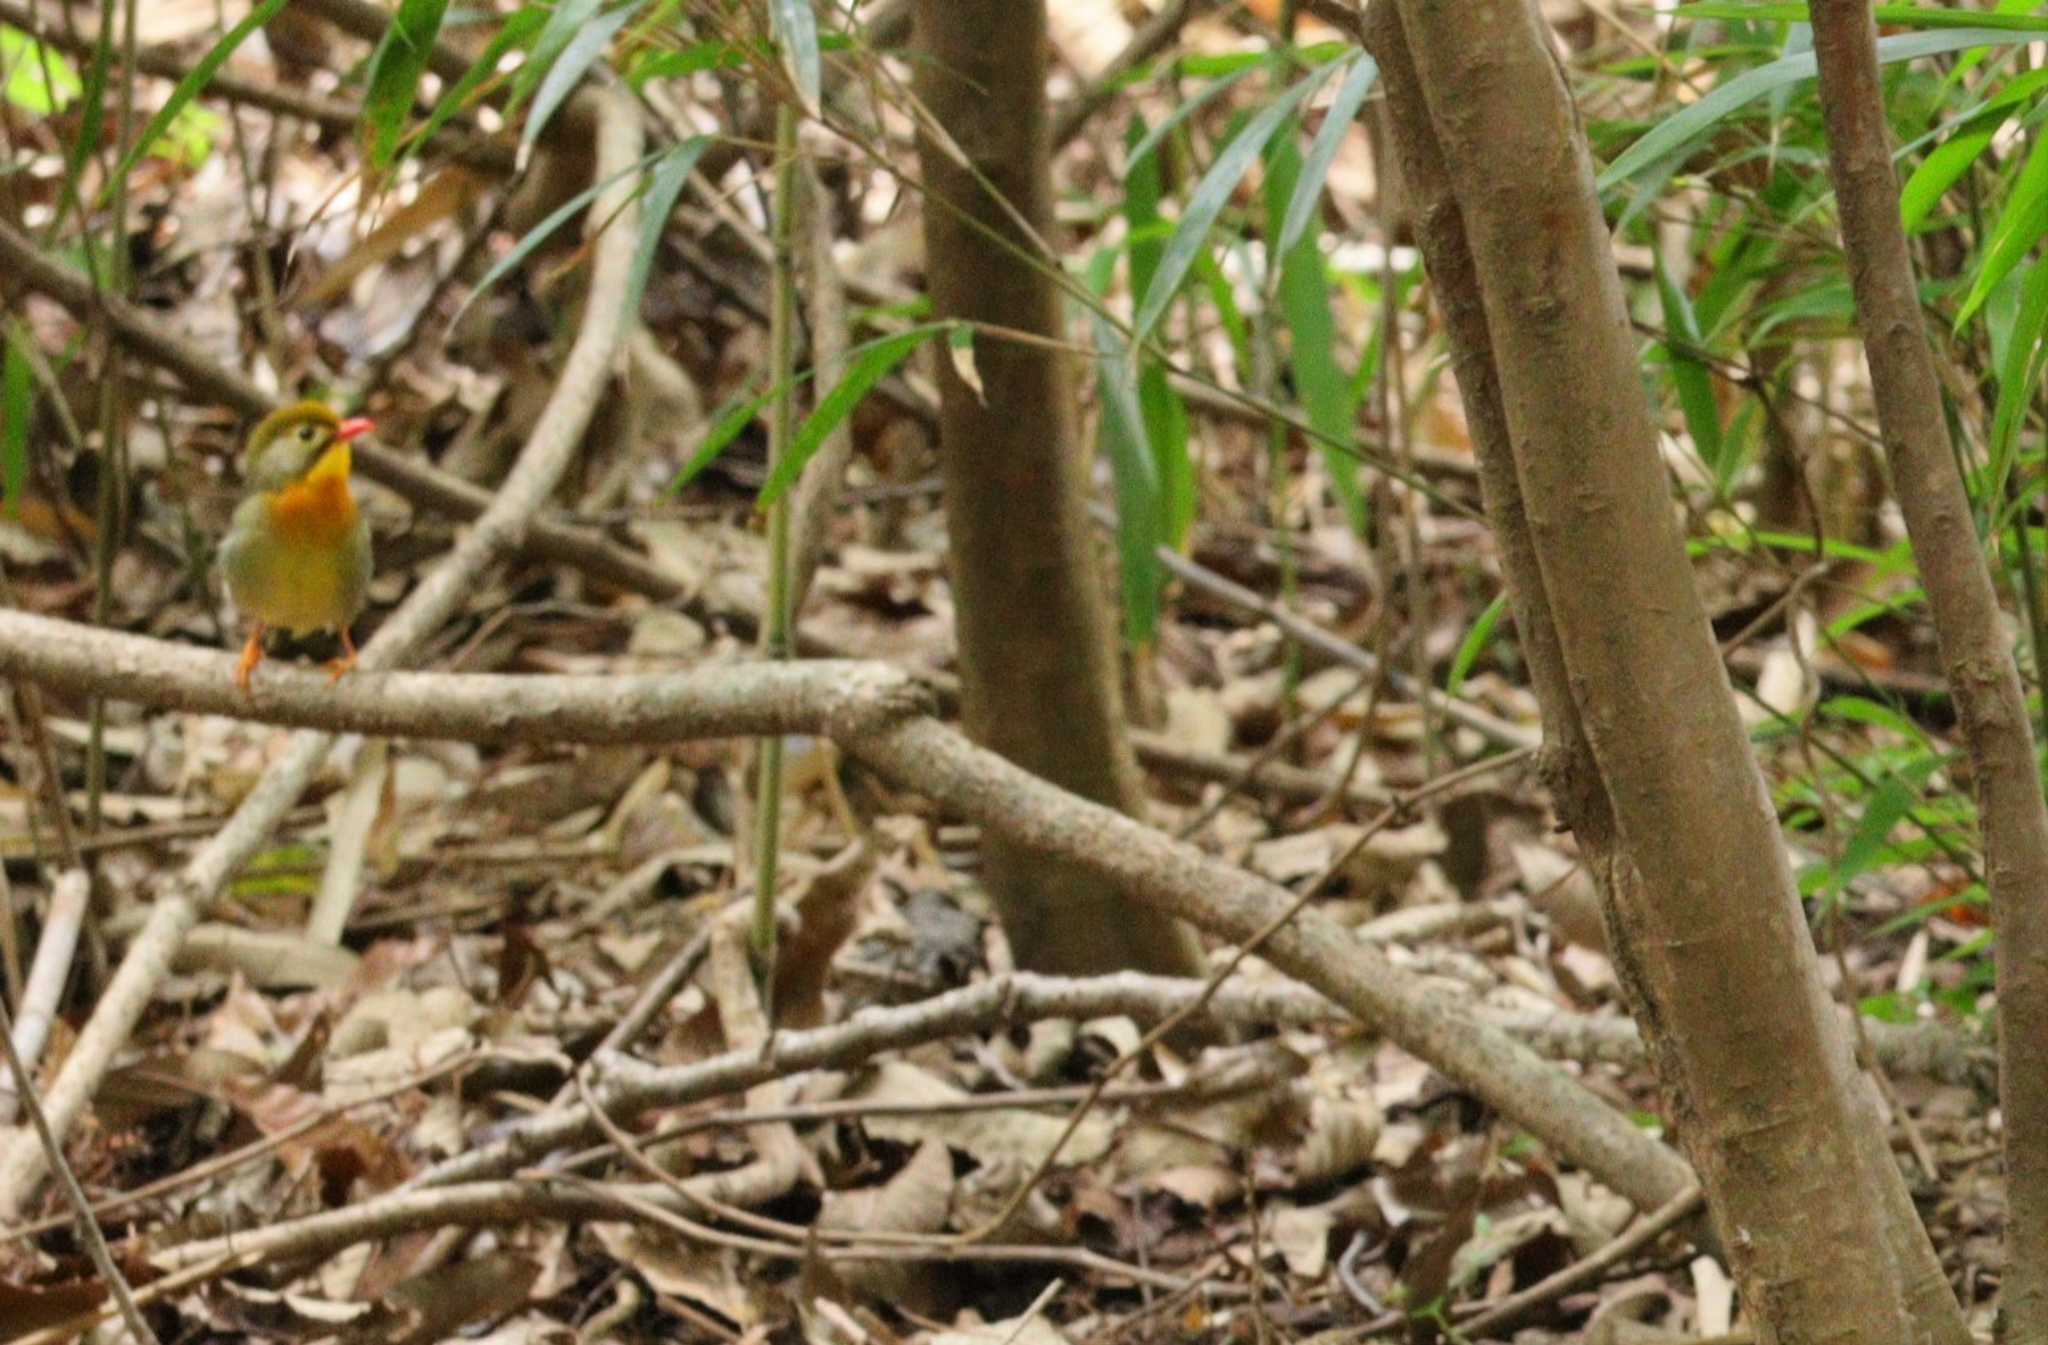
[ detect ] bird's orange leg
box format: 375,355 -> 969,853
325,628 -> 359,682
235,625 -> 266,693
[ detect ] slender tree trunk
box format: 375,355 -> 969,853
1367,2 -> 1966,1339
1808,4 -> 2048,1339
912,0 -> 1205,980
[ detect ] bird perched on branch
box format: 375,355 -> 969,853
219,401 -> 375,692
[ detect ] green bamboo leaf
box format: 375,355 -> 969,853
1678,1 -> 2048,31
1988,261 -> 2048,506
106,0 -> 289,196
1268,132 -> 1365,532
1276,53 -> 1377,258
1122,115 -> 1195,549
1445,592 -> 1509,698
769,0 -> 821,110
0,325 -> 29,517
1132,59 -> 1339,346
1139,361 -> 1194,550
449,147 -> 661,329
630,38 -> 750,84
756,323 -> 952,507
524,1 -> 643,160
362,0 -> 450,169
1598,28 -> 2025,193
1124,65 -> 1256,170
672,385 -> 773,490
512,0 -> 602,108
412,6 -> 547,155
1833,759 -> 1943,896
1094,317 -> 1164,646
0,27 -> 82,114
1125,114 -> 1166,302
1897,68 -> 2048,230
1653,252 -> 1726,486
1956,127 -> 2048,328
45,23 -> 103,240
625,136 -> 712,326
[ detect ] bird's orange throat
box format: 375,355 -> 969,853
264,442 -> 358,545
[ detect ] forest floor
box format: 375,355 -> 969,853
0,1 -> 2010,1341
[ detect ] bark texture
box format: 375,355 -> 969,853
1808,4 -> 2048,1338
913,0 -> 1204,978
1370,1 -> 1964,1339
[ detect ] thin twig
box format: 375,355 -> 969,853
0,994 -> 159,1345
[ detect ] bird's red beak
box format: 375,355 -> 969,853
335,417 -> 375,443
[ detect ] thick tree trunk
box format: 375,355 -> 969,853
912,0 -> 1205,979
1808,4 -> 2048,1338
1366,1 -> 1966,1339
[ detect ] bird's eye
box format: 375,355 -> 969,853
297,425 -> 317,442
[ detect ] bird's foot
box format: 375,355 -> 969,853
235,629 -> 265,693
325,630 -> 359,683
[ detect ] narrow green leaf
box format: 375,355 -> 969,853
106,0 -> 290,196
47,22 -> 105,239
625,136 -> 711,328
0,27 -> 82,115
756,323 -> 952,507
1653,253 -> 1725,484
1677,2 -> 2048,32
1599,29 -> 2027,193
362,0 -> 450,169
512,0 -> 602,107
1125,114 -> 1167,301
1988,260 -> 2048,505
770,0 -> 821,110
630,38 -> 750,84
1139,361 -> 1193,550
1269,132 -> 1365,532
1895,66 -> 2048,231
413,6 -> 547,155
1276,53 -> 1377,258
1124,65 -> 1256,171
1133,59 -> 1340,346
0,326 -> 29,517
524,1 -> 642,160
1833,758 -> 1943,895
672,390 -> 770,490
1445,592 -> 1509,698
1819,695 -> 1935,743
1094,317 -> 1165,646
1957,128 -> 2048,328
450,148 -> 661,329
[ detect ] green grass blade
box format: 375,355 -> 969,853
362,0 -> 450,169
1095,317 -> 1165,647
625,136 -> 712,329
106,0 -> 290,198
1445,592 -> 1509,698
412,6 -> 547,156
1599,28 -> 2027,193
1276,53 -> 1377,258
756,323 -> 950,507
1131,58 -> 1338,345
524,1 -> 643,161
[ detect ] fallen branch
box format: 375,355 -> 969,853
0,89 -> 646,1218
0,612 -> 1694,1214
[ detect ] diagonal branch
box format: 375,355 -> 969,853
0,606 -> 1696,1215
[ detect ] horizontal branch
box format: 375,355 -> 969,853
0,607 -> 1695,1213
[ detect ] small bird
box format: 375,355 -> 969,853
218,401 -> 375,692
